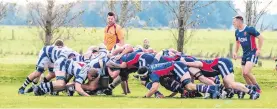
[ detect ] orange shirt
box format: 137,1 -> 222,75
104,24 -> 124,51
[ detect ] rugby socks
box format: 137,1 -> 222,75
32,81 -> 38,86
233,89 -> 240,94
108,84 -> 115,90
108,76 -> 122,90
245,84 -> 261,93
145,82 -> 162,95
254,84 -> 261,93
21,77 -> 32,89
247,89 -> 256,95
39,82 -> 53,93
214,76 -> 221,84
254,84 -> 261,90
245,85 -> 253,89
196,84 -> 216,93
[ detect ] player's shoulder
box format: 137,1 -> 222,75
245,26 -> 256,31
115,24 -> 122,29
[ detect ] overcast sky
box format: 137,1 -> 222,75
2,0 -> 277,15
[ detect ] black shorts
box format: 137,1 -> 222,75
119,68 -> 138,81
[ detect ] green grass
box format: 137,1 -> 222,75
0,84 -> 277,108
0,26 -> 277,57
0,60 -> 277,108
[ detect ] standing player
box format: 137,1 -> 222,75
232,15 -> 264,93
104,12 -> 124,52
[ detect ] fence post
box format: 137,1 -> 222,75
12,29 -> 15,40
228,42 -> 233,58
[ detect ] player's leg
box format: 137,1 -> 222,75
104,68 -> 122,95
34,71 -> 66,96
108,67 -> 120,79
174,62 -> 219,99
244,60 -> 261,92
241,57 -> 253,85
219,58 -> 259,100
33,59 -> 67,96
42,63 -> 56,83
25,77 -> 40,93
103,75 -> 122,95
223,74 -> 259,100
188,67 -> 215,85
18,50 -> 48,94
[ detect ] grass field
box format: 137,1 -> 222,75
0,26 -> 277,108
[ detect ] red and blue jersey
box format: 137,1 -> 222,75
150,62 -> 175,77
121,52 -> 143,68
158,55 -> 181,63
199,58 -> 220,77
235,26 -> 260,54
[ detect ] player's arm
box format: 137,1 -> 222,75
249,27 -> 263,55
145,82 -> 159,97
114,44 -> 133,59
117,26 -> 125,46
75,82 -> 90,96
233,32 -> 240,59
234,41 -> 240,53
167,92 -> 178,97
154,51 -> 163,63
183,61 -> 203,68
256,35 -> 264,52
106,60 -> 127,68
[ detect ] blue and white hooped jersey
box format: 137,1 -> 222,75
43,46 -> 78,63
72,55 -> 84,62
43,46 -> 63,63
64,59 -> 87,84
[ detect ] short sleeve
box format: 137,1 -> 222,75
248,27 -> 260,37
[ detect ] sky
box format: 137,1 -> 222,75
233,0 -> 277,15
1,0 -> 277,15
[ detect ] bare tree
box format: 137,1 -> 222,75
161,1 -> 215,52
0,0 -> 9,22
27,0 -> 84,45
245,0 -> 272,27
98,0 -> 141,28
228,0 -> 273,30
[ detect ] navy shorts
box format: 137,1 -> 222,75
241,51 -> 258,65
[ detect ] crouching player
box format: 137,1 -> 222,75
137,61 -> 220,98
184,57 -> 260,100
18,40 -> 64,94
33,50 -> 92,96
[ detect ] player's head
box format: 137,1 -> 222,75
233,15 -> 244,29
87,69 -> 99,81
137,66 -> 150,78
107,12 -> 116,26
54,39 -> 64,48
143,38 -> 150,49
68,53 -> 76,59
88,46 -> 99,54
